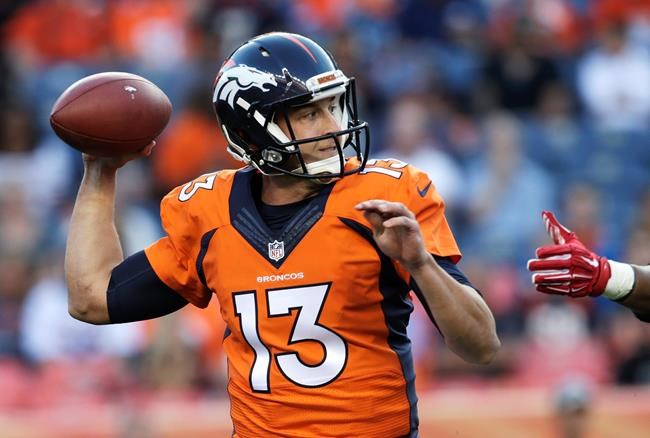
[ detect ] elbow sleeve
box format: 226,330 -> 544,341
107,250 -> 188,323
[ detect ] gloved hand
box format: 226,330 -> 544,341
527,211 -> 611,297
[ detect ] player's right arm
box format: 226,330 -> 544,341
527,211 -> 650,322
64,145 -> 189,324
65,155 -> 133,324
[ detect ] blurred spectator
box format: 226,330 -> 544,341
0,103 -> 76,216
513,301 -> 611,386
0,105 -> 38,212
24,133 -> 78,217
606,309 -> 650,385
289,0 -> 351,33
527,0 -> 584,55
559,183 -> 605,252
381,93 -> 464,210
0,185 -> 41,256
152,87 -> 240,194
106,0 -> 201,105
524,82 -> 586,180
439,105 -> 483,164
113,161 -> 165,256
19,252 -> 146,364
631,190 -> 650,239
4,0 -> 109,70
577,21 -> 650,131
434,1 -> 486,103
107,0 -> 194,69
0,104 -> 36,154
0,250 -> 32,358
481,16 -> 561,113
367,38 -> 440,102
462,112 -> 555,264
552,377 -> 592,438
591,0 -> 650,45
396,0 -> 458,42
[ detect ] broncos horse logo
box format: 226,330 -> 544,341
213,65 -> 278,108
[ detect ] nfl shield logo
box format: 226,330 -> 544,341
268,240 -> 285,261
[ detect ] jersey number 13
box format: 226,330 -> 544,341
233,283 -> 348,392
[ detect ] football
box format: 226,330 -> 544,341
49,72 -> 172,157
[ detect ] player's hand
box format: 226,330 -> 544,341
355,200 -> 429,271
527,211 -> 611,297
83,141 -> 156,171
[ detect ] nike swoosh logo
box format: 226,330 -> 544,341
580,256 -> 599,268
417,181 -> 432,197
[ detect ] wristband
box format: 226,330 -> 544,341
603,260 -> 635,301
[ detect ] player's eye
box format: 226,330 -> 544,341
299,110 -> 318,121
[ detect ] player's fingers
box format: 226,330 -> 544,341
356,199 -> 388,212
355,199 -> 382,210
535,244 -> 572,259
528,256 -> 570,272
356,200 -> 414,219
527,256 -> 571,271
378,202 -> 415,220
536,284 -> 570,295
531,271 -> 571,284
382,216 -> 418,230
542,211 -> 573,244
362,210 -> 384,231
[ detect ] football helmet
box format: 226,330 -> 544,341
212,32 -> 370,179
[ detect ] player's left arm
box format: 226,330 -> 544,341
355,200 -> 500,364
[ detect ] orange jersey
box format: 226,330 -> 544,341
145,158 -> 461,437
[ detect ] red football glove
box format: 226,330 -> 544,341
527,211 -> 611,297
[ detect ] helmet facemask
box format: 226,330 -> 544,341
221,72 -> 369,180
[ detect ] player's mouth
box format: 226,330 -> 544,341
319,145 -> 338,153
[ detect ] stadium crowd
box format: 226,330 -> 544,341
0,0 -> 649,415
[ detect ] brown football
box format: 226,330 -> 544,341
50,72 -> 172,157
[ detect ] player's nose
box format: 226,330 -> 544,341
322,109 -> 340,134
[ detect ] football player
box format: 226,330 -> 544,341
528,211 -> 650,322
64,32 -> 500,437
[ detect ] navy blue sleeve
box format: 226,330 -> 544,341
409,255 -> 482,331
107,250 -> 189,323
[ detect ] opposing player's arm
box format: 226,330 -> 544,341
65,147 -> 154,324
528,211 -> 650,322
355,200 -> 500,364
619,266 -> 650,321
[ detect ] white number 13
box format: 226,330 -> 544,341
233,283 -> 347,392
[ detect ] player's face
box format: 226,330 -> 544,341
277,97 -> 343,164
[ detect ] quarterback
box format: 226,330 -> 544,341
64,32 -> 500,437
